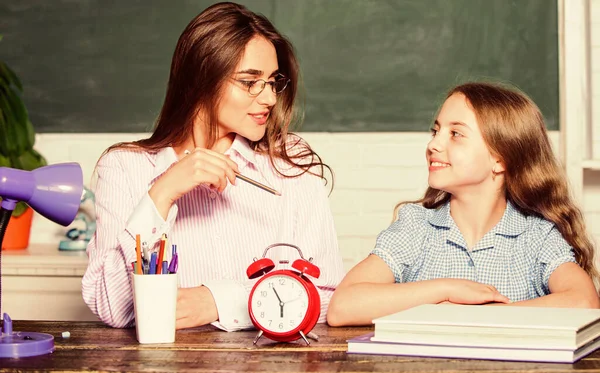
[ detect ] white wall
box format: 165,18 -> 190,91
585,0 -> 600,259
25,0 -> 600,273
593,0 -> 600,156
29,130 -> 559,274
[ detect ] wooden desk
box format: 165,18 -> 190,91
2,321 -> 600,372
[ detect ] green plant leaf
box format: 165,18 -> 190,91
18,149 -> 46,171
12,201 -> 29,217
25,119 -> 35,148
0,93 -> 20,155
5,89 -> 29,154
0,55 -> 46,173
0,198 -> 29,218
0,153 -> 10,167
29,148 -> 48,167
0,72 -> 35,152
4,64 -> 23,92
0,61 -> 22,92
9,154 -> 23,170
0,70 -> 9,88
0,110 -> 10,155
5,85 -> 27,125
0,61 -> 23,92
0,62 -> 11,88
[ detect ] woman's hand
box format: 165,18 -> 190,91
176,286 -> 219,330
149,148 -> 239,218
441,279 -> 510,305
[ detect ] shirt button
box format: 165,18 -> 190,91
468,259 -> 474,267
209,192 -> 217,199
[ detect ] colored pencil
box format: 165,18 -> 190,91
157,234 -> 166,274
135,234 -> 142,274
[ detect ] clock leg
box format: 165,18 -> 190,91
299,330 -> 310,346
253,330 -> 264,345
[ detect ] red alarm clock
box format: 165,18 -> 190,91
246,243 -> 321,345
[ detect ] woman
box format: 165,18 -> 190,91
82,2 -> 344,331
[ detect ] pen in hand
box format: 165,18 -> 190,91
184,149 -> 281,196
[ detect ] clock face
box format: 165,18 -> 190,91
250,274 -> 310,334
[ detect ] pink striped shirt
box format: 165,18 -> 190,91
82,135 -> 344,331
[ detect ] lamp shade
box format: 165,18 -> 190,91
0,163 -> 84,226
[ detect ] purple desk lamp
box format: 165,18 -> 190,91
0,163 -> 83,358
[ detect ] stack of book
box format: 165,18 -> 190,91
347,304 -> 600,363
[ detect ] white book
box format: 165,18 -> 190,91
348,332 -> 600,363
372,304 -> 600,350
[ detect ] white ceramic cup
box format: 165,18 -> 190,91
132,273 -> 177,344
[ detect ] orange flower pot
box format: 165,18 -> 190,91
2,207 -> 33,250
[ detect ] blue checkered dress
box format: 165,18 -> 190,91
371,201 -> 576,301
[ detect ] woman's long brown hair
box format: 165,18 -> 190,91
106,2 -> 330,182
394,82 -> 598,283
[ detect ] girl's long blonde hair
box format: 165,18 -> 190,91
394,82 -> 598,283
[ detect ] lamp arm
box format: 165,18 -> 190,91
0,163 -> 83,358
0,204 -> 14,332
0,207 -> 12,245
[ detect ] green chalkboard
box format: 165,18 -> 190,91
0,0 -> 558,133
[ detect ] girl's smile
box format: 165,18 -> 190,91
428,159 -> 451,171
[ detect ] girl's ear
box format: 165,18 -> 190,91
492,158 -> 506,174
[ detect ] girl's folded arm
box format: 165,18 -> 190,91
502,262 -> 600,309
326,255 -> 448,326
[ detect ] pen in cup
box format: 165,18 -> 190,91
168,253 -> 178,274
167,244 -> 178,274
149,252 -> 157,275
135,234 -> 142,275
142,242 -> 150,272
184,149 -> 281,196
157,234 -> 166,274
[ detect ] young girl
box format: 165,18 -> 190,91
327,82 -> 600,327
82,2 -> 344,330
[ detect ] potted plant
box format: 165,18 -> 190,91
0,35 -> 48,250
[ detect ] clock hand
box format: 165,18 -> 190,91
283,296 -> 302,305
272,287 -> 284,304
272,287 -> 284,318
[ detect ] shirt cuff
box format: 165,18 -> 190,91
371,249 -> 403,283
125,193 -> 178,246
542,255 -> 577,290
203,279 -> 253,332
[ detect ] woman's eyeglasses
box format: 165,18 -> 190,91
234,74 -> 290,96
